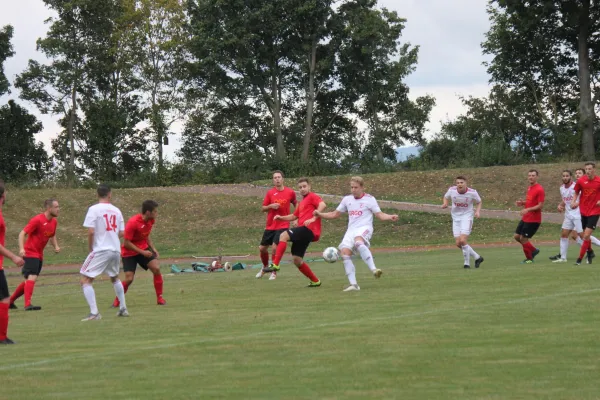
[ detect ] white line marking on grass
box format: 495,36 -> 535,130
2,287 -> 599,371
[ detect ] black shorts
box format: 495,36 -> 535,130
22,257 -> 43,278
122,251 -> 157,273
581,215 -> 600,230
0,270 -> 9,300
287,226 -> 315,258
515,220 -> 540,238
260,229 -> 285,247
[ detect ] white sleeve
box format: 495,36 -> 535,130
370,198 -> 382,213
336,199 -> 348,213
83,208 -> 96,228
444,189 -> 452,199
473,191 -> 482,204
118,211 -> 125,232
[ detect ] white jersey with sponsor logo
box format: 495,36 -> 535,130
336,194 -> 382,231
83,203 -> 125,252
444,187 -> 481,219
560,182 -> 581,219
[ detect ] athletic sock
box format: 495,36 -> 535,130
113,281 -> 130,307
298,262 -> 319,282
521,242 -> 532,259
24,280 -> 36,307
560,238 -> 569,259
591,236 -> 600,247
467,245 -> 480,260
153,274 -> 164,298
9,282 -> 25,305
260,252 -> 269,267
113,280 -> 127,309
576,236 -> 584,245
0,303 -> 9,340
342,256 -> 358,285
356,242 -> 376,271
461,245 -> 470,266
82,284 -> 98,315
579,240 -> 591,260
273,241 -> 287,265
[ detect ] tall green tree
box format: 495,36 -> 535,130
0,25 -> 15,96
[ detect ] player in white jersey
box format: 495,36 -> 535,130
442,176 -> 484,269
79,184 -> 129,321
314,177 -> 398,291
549,169 -> 598,263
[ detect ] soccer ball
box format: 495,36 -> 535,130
322,247 -> 339,263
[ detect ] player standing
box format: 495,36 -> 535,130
314,177 -> 398,291
9,199 -> 60,310
112,200 -> 166,307
80,184 -> 128,321
514,170 -> 545,264
0,181 -> 25,344
256,170 -> 296,280
571,162 -> 600,265
263,178 -> 325,287
441,176 -> 485,269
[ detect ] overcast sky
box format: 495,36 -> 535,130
0,0 -> 492,159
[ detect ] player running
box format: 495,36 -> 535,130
441,176 -> 485,269
314,177 -> 398,291
256,170 -> 296,281
111,200 -> 166,307
262,178 -> 325,287
0,181 -> 25,344
514,170 -> 545,264
9,199 -> 60,311
80,185 -> 128,321
549,169 -> 597,263
571,162 -> 600,265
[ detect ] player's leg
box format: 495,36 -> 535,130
553,228 -> 571,263
0,270 -> 14,344
257,230 -> 274,278
576,216 -> 598,265
460,219 -> 483,268
268,231 -> 284,280
578,217 -> 597,263
339,231 -> 359,290
107,251 -> 128,316
265,230 -> 291,271
454,219 -> 469,268
9,278 -> 25,309
146,258 -> 166,305
353,232 -> 381,277
80,251 -> 103,321
112,257 -> 136,308
22,258 -> 42,310
290,228 -> 320,286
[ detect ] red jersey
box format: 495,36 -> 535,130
574,175 -> 600,216
23,213 -> 57,260
0,210 -> 5,270
522,183 -> 545,223
293,192 -> 323,241
263,187 -> 297,230
121,214 -> 155,257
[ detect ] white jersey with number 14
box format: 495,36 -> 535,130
83,203 -> 125,252
444,187 -> 481,219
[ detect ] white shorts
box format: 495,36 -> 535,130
562,214 -> 583,233
80,250 -> 121,278
453,218 -> 473,237
339,226 -> 373,251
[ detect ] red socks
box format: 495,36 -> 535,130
298,263 -> 319,283
273,242 -> 287,265
260,252 -> 269,267
0,303 -> 9,341
153,274 -> 164,298
579,239 -> 592,259
9,282 -> 25,305
24,280 -> 36,307
522,242 -> 535,259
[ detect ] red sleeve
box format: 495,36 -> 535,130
290,190 -> 297,206
538,187 -> 545,203
294,206 -> 300,217
313,194 -> 323,207
124,219 -> 136,241
23,217 -> 39,234
574,181 -> 581,194
262,192 -> 271,207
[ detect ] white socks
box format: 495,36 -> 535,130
113,280 -> 127,309
467,245 -> 480,260
342,256 -> 358,285
83,284 -> 98,315
356,242 -> 376,272
560,238 -> 569,259
592,236 -> 600,246
461,246 -> 470,266
576,237 -> 584,245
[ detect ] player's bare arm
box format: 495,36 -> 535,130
147,236 -> 159,258
516,199 -> 525,207
441,197 -> 450,209
18,230 -> 27,257
475,201 -> 482,218
51,235 -> 60,253
374,212 -> 399,222
274,214 -> 297,222
124,238 -> 153,258
0,244 -> 25,267
313,210 -> 342,220
520,201 -> 544,216
305,201 -> 327,227
557,200 -> 565,212
87,227 -> 95,253
262,203 -> 280,212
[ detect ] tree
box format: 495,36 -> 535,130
483,0 -> 600,159
0,25 -> 15,96
0,100 -> 49,181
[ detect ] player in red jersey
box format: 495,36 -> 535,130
0,180 -> 25,344
571,162 -> 600,265
263,178 -> 326,287
9,199 -> 60,311
514,170 -> 545,264
112,200 -> 166,307
256,170 -> 297,280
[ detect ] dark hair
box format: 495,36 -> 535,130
455,175 -> 467,181
44,198 -> 57,208
576,168 -> 585,174
562,170 -> 572,176
297,177 -> 310,185
142,200 -> 159,214
97,184 -> 111,198
0,179 -> 4,198
272,170 -> 284,178
585,162 -> 596,168
528,169 -> 539,175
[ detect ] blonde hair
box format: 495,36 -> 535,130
350,176 -> 364,187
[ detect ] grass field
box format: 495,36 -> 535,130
2,244 -> 599,399
254,162 -> 594,210
1,187 -> 562,265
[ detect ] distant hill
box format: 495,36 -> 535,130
395,146 -> 421,161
